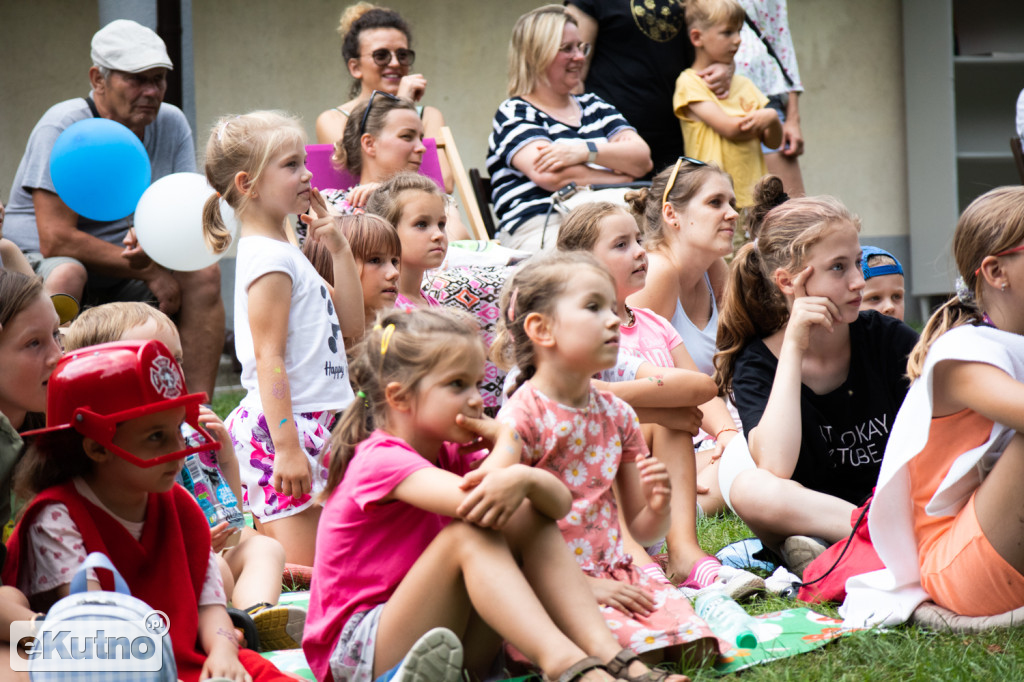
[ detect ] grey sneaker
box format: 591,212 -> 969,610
780,536 -> 829,578
392,627 -> 463,682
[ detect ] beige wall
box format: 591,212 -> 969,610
2,0 -> 907,240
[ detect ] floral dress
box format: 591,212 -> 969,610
499,382 -> 718,654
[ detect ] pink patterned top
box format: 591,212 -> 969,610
498,382 -> 648,574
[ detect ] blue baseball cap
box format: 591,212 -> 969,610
861,245 -> 904,281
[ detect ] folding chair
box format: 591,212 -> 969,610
435,127 -> 491,241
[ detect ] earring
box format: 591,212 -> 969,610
1002,282 -> 1008,292
251,190 -> 258,199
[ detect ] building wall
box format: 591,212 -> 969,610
2,0 -> 907,246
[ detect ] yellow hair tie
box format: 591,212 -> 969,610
380,324 -> 396,356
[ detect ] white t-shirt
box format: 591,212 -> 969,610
233,236 -> 354,413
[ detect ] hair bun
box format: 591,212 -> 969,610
338,1 -> 377,38
749,175 -> 789,238
624,187 -> 650,217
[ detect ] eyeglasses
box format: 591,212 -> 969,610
359,90 -> 400,136
365,48 -> 416,67
558,41 -> 591,57
661,156 -> 708,206
974,243 -> 1024,276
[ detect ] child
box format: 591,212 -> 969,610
493,252 -> 719,668
843,186 -> 1024,626
673,0 -> 782,208
4,340 -> 289,681
625,160 -> 744,514
63,301 -> 305,651
305,309 -> 685,682
556,203 -> 762,597
303,213 -> 402,331
0,270 -> 62,682
860,245 -> 906,321
366,171 -> 447,310
201,111 -> 364,567
714,194 -> 918,575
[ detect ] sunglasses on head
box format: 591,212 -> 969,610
359,90 -> 401,136
366,48 -> 416,67
662,156 -> 708,206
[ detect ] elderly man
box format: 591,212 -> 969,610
5,19 -> 223,396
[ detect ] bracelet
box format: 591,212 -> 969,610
715,427 -> 739,440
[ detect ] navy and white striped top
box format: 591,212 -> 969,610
486,93 -> 634,235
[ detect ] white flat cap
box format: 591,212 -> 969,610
91,19 -> 173,73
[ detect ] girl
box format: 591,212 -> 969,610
305,309 -> 684,682
0,270 -> 62,682
366,172 -> 447,310
202,111 -> 364,566
557,203 -> 762,597
4,340 -> 289,681
315,2 -> 453,192
493,251 -> 719,670
845,186 -> 1024,625
303,213 -> 401,331
714,194 -> 918,574
625,159 -> 742,512
63,302 -> 305,651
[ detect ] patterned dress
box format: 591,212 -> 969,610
499,382 -> 718,654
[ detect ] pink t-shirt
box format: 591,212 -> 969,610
394,291 -> 440,312
303,430 -> 479,682
619,306 -> 682,369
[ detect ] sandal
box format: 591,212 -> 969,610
552,656 -> 612,682
605,648 -> 675,682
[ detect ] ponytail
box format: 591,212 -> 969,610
201,192 -> 233,254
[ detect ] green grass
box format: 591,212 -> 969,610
208,387 -> 1024,679
685,513 -> 1024,680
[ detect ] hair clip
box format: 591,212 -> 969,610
955,275 -> 975,305
508,287 -> 519,324
380,323 -> 396,356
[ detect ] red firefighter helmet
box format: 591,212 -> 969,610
23,340 -> 218,467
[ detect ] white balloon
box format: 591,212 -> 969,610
133,172 -> 238,271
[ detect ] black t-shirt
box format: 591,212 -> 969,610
732,311 -> 919,506
567,0 -> 695,174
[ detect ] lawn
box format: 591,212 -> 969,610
210,388 -> 1024,680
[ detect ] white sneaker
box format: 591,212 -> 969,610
781,536 -> 829,578
391,627 -> 463,682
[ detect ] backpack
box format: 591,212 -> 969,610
22,552 -> 177,681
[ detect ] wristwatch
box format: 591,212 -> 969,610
586,141 -> 598,164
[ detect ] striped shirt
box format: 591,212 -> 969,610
486,93 -> 633,234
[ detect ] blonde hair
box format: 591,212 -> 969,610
625,160 -> 732,252
492,251 -> 614,396
325,308 -> 481,496
507,4 -> 577,98
715,196 -> 861,396
556,202 -> 633,253
202,111 -> 306,253
63,302 -> 175,352
302,213 -> 400,286
365,171 -> 443,227
684,0 -> 745,31
331,95 -> 417,175
906,186 -> 1024,380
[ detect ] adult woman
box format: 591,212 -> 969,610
324,93 -> 468,240
734,0 -> 806,196
626,159 -> 741,514
315,3 -> 453,192
486,4 -> 652,252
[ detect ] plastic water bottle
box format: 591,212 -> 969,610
179,453 -> 245,532
694,586 -> 758,649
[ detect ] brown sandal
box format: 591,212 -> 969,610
605,648 -> 676,682
553,655 -> 613,681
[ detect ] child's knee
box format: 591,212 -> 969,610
0,585 -> 29,609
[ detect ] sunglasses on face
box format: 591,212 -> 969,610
366,48 -> 416,67
662,156 -> 708,206
360,90 -> 401,136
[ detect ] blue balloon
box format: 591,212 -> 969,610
49,118 -> 152,221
